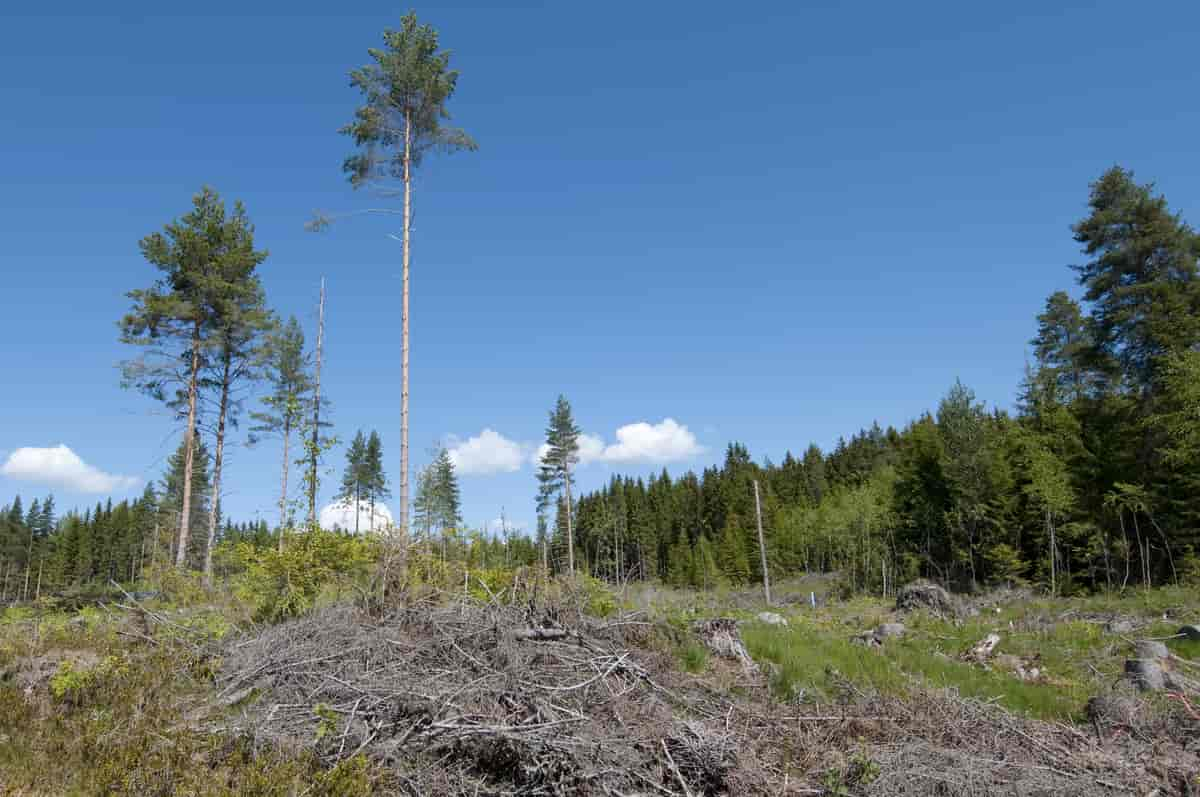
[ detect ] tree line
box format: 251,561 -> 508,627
560,167 -> 1200,595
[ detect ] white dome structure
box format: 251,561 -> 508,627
319,499 -> 393,534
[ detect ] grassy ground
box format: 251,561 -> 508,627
0,598 -> 384,795
629,577 -> 1200,723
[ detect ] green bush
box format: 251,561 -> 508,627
233,529 -> 378,622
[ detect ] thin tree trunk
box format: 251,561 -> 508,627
177,321 -> 202,568
565,471 -> 575,575
399,111 -> 412,565
1102,525 -> 1112,591
354,483 -> 360,535
1119,512 -> 1130,590
308,278 -> 326,528
754,480 -> 771,605
278,418 -> 290,552
204,353 -> 232,585
34,558 -> 43,601
1146,513 -> 1178,587
1047,508 -> 1056,596
1130,511 -> 1147,589
22,524 -> 34,601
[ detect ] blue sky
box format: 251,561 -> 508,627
2,1 -> 1199,532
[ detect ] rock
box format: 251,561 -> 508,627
963,633 -> 1002,663
1177,624 -> 1200,641
852,622 -> 906,647
875,622 -> 905,640
895,581 -> 958,617
756,611 -> 788,627
1124,658 -> 1165,691
1134,640 -> 1169,660
1105,618 -> 1135,634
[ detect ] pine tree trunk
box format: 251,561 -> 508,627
309,278 -> 326,528
34,558 -> 42,601
399,111 -> 412,566
203,354 -> 232,585
355,484 -> 360,534
278,418 -> 290,552
177,321 -> 202,568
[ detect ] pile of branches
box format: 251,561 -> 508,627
214,596 -> 771,795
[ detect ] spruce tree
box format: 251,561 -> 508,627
537,395 -> 582,574
364,431 -> 391,531
432,447 -> 462,535
337,430 -> 369,533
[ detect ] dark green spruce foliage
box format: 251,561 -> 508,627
413,447 -> 461,550
537,396 -> 582,573
363,431 -> 391,531
336,431 -> 370,533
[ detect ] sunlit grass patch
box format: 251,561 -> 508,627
743,616 -> 1088,721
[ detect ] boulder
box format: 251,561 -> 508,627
852,622 -> 906,647
875,622 -> 906,640
1124,658 -> 1165,691
895,581 -> 957,617
755,611 -> 788,627
1104,618 -> 1135,634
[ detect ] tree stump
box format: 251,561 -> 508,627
692,619 -> 757,672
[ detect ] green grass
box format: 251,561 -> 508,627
742,615 -> 1090,720
677,641 -> 710,673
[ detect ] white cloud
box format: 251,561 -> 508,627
599,418 -> 704,464
447,429 -> 526,475
532,420 -> 704,467
578,433 -> 607,464
0,445 -> 140,494
320,499 -> 392,534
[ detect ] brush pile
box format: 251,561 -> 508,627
215,596 -> 776,795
